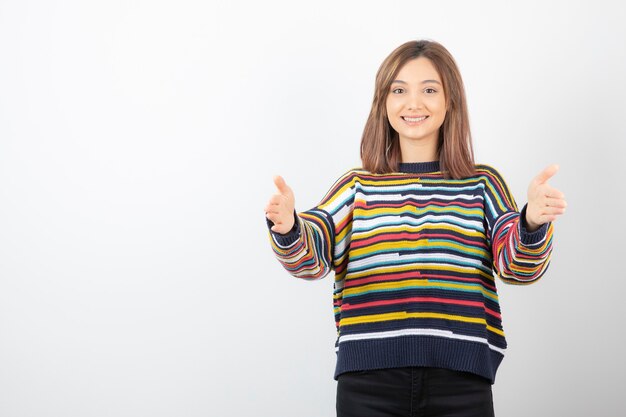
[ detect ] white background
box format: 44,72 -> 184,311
1,1 -> 625,416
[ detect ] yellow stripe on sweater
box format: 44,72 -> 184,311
342,279 -> 496,299
355,206 -> 484,217
339,311 -> 504,336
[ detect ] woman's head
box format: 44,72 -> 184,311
360,40 -> 475,179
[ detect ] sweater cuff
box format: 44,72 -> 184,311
518,203 -> 550,245
266,211 -> 301,246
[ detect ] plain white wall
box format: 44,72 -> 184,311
1,0 -> 624,416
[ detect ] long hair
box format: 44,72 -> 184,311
360,40 -> 475,179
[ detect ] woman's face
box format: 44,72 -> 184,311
385,57 -> 447,150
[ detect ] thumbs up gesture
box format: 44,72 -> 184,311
525,164 -> 567,232
265,175 -> 296,234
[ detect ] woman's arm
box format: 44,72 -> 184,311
481,165 -> 565,285
265,171 -> 357,280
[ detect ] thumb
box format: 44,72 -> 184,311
273,175 -> 291,195
535,164 -> 560,185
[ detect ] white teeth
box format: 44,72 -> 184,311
403,116 -> 427,122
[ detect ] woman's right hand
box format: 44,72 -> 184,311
265,175 -> 296,234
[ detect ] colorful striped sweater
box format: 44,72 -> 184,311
267,161 -> 553,383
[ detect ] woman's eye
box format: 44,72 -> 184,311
424,88 -> 437,94
391,88 -> 404,94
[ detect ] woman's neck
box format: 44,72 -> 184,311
399,137 -> 439,163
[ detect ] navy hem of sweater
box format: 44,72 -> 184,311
519,204 -> 550,245
266,210 -> 301,246
334,335 -> 504,384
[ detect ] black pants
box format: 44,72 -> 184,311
336,367 -> 494,417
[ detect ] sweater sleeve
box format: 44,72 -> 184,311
266,170 -> 357,280
479,165 -> 554,285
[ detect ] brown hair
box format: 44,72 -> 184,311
360,40 -> 475,179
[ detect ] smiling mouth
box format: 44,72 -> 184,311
402,116 -> 429,123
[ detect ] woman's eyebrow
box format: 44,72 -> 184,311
391,79 -> 442,85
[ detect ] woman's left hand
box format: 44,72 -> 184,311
525,164 -> 567,232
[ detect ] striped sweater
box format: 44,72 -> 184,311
267,161 -> 553,383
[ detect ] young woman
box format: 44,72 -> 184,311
264,40 -> 566,417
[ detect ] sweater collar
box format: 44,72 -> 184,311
397,160 -> 440,174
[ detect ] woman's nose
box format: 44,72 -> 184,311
407,94 -> 422,111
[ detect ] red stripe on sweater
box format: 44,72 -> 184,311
341,296 -> 501,319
